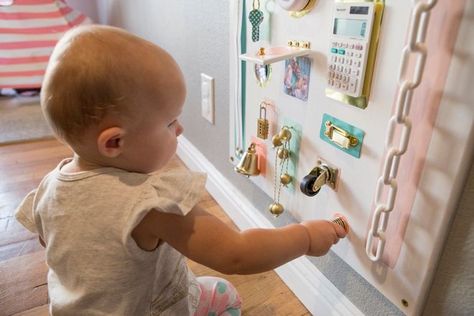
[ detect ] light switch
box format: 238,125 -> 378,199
201,73 -> 215,124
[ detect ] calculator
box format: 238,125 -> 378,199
327,2 -> 375,98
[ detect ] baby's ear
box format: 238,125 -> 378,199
97,127 -> 125,158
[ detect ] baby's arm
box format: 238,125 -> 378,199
136,205 -> 347,275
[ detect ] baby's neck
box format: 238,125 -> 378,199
61,154 -> 106,173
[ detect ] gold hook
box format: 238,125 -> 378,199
259,100 -> 270,108
253,0 -> 260,10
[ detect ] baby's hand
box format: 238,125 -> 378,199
301,214 -> 349,257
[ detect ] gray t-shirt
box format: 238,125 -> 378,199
15,159 -> 207,315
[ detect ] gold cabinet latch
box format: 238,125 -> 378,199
324,121 -> 358,149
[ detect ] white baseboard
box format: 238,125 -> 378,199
177,136 -> 363,316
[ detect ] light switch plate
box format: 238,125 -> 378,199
201,73 -> 215,124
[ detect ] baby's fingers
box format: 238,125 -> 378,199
331,213 -> 349,238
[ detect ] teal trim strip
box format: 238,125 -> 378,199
240,0 -> 247,151
283,118 -> 302,193
320,113 -> 365,158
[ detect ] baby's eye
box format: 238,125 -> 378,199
168,120 -> 177,127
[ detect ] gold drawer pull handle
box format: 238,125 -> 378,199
324,121 -> 358,149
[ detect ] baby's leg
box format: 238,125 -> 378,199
194,276 -> 242,316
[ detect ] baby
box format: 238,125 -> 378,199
15,25 -> 348,315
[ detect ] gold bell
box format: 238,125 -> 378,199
234,143 -> 260,176
272,134 -> 283,147
280,173 -> 292,186
279,127 -> 292,142
269,202 -> 284,216
277,148 -> 290,160
272,127 -> 293,147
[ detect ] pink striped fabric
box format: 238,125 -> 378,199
0,7 -> 73,20
0,0 -> 91,89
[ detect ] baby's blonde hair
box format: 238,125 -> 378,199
41,25 -> 157,144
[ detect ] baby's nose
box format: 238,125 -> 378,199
176,122 -> 184,136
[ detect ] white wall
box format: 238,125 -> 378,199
66,0 -> 100,23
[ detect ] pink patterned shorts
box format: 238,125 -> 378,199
194,276 -> 242,316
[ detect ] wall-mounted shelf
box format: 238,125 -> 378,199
239,46 -> 312,65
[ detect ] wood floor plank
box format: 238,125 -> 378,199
0,216 -> 36,247
0,237 -> 42,262
13,304 -> 49,316
0,251 -> 48,316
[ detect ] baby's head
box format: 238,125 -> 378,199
42,25 -> 185,173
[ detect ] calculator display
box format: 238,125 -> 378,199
333,18 -> 367,39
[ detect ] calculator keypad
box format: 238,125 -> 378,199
327,40 -> 367,97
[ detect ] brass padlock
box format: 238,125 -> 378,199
257,102 -> 269,139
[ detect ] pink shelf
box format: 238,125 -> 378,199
239,46 -> 311,65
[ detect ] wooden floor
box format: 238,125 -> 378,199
0,139 -> 310,315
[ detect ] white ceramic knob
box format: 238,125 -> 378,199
277,0 -> 310,12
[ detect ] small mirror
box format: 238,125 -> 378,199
254,64 -> 272,87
